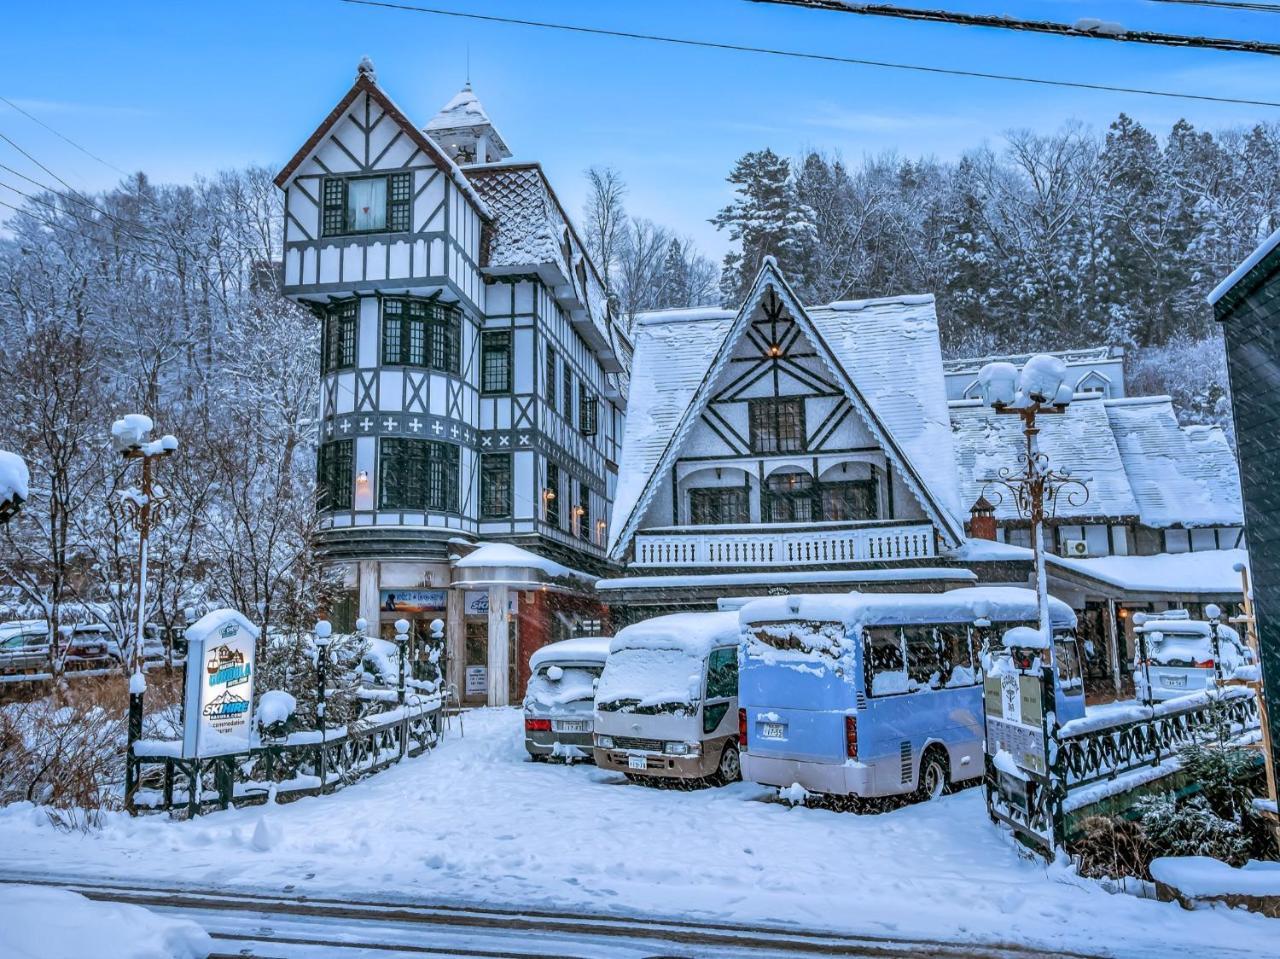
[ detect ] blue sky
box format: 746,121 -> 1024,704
3,1 -> 1280,259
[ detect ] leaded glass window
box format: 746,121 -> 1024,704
578,384 -> 597,435
320,172 -> 412,236
381,298 -> 459,373
545,347 -> 557,412
689,488 -> 749,525
323,301 -> 358,372
481,331 -> 511,394
480,453 -> 512,518
544,462 -> 561,528
749,397 -> 806,454
316,440 -> 354,511
379,439 -> 459,512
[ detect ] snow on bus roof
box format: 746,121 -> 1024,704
609,611 -> 741,657
529,636 -> 612,669
738,587 -> 1076,630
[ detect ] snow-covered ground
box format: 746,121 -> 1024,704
0,709 -> 1275,957
0,884 -> 211,959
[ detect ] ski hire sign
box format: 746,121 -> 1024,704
182,608 -> 260,758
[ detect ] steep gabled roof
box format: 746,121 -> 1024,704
609,260 -> 966,559
273,71 -> 491,220
425,83 -> 512,159
1104,396 -> 1243,528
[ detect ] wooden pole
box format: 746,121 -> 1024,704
1105,598 -> 1122,697
1232,564 -> 1279,848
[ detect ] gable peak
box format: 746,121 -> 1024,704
356,56 -> 377,83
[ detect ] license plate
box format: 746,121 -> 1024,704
761,722 -> 786,740
627,754 -> 647,770
553,720 -> 589,733
1162,675 -> 1187,688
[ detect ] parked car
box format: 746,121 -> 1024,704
523,636 -> 611,762
736,588 -> 1081,804
0,620 -> 120,674
61,623 -> 119,671
593,611 -> 742,785
1133,611 -> 1249,702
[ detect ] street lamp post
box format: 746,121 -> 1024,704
975,356 -> 1088,651
111,415 -> 177,814
314,619 -> 332,791
394,618 -> 410,705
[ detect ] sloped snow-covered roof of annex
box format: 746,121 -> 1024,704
943,346 -> 1117,375
613,279 -> 964,554
1048,549 -> 1248,595
950,394 -> 1140,522
1104,397 -> 1243,528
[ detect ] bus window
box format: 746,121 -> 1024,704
904,628 -> 942,689
864,627 -> 908,696
938,624 -> 977,687
1054,636 -> 1083,693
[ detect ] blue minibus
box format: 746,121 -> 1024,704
736,588 -> 1081,803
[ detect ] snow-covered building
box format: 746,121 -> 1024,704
600,259 -> 982,619
275,62 -> 630,706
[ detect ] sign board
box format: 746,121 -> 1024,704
465,665 -> 487,695
983,670 -> 1048,777
182,609 -> 259,759
464,590 -> 518,616
381,589 -> 447,613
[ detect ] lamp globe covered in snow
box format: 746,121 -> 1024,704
355,617 -> 368,637
975,361 -> 1018,409
1018,354 -> 1070,405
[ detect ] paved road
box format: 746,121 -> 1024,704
1,876 -> 1103,959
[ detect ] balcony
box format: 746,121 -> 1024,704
632,520 -> 937,569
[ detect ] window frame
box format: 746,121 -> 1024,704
480,452 -> 512,519
317,439 -> 354,511
380,298 -> 460,373
576,480 -> 591,542
320,172 -> 413,238
762,471 -> 816,524
378,438 -> 460,513
480,330 -> 513,395
578,383 -> 597,435
544,461 -> 561,529
322,301 -> 359,373
749,396 -> 807,454
544,346 -> 557,412
689,487 -> 749,525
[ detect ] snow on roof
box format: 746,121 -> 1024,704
454,542 -> 594,582
808,295 -> 962,523
425,84 -> 512,158
943,346 -> 1115,375
609,611 -> 741,657
0,450 -> 30,503
529,636 -> 612,669
951,395 -> 1139,521
738,587 -> 1076,630
185,608 -> 261,646
612,267 -> 964,554
608,310 -> 735,552
1208,223 -> 1280,306
1047,548 -> 1248,594
595,567 -> 976,591
1103,397 -> 1242,528
946,538 -> 1033,562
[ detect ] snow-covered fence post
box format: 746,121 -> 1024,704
394,618 -> 410,707
110,414 -> 177,815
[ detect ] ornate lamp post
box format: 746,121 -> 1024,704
394,618 -> 410,705
111,415 -> 176,812
975,356 -> 1088,651
314,619 -> 332,790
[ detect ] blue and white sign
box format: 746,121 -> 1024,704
182,609 -> 259,759
381,589 -> 447,613
464,590 -> 518,616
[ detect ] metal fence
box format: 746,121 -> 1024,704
130,694 -> 442,817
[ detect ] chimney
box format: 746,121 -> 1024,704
967,495 -> 997,542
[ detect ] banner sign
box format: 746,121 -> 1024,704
464,590 -> 518,616
983,670 -> 1048,776
182,609 -> 259,759
381,589 -> 447,613
465,665 -> 487,695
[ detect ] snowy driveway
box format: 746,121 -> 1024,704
0,708 -> 1274,958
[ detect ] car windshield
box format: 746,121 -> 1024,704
595,647 -> 703,715
525,664 -> 601,709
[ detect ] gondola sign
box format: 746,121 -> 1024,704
182,609 -> 259,759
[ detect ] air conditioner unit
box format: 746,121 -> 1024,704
1063,539 -> 1089,558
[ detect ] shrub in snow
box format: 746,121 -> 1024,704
1073,814 -> 1149,881
1134,793 -> 1250,869
256,689 -> 297,740
254,629 -> 370,731
1176,742 -> 1262,826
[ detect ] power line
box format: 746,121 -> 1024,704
0,95 -> 130,177
336,0 -> 1280,108
1148,1 -> 1280,13
750,0 -> 1280,56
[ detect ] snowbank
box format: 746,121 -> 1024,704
0,884 -> 211,959
1151,857 -> 1280,900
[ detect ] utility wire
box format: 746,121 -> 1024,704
0,95 -> 130,177
336,0 -> 1280,108
1147,1 -> 1280,13
749,0 -> 1280,56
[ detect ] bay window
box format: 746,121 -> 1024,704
382,298 -> 460,373
378,438 -> 459,512
316,440 -> 354,511
321,300 -> 358,373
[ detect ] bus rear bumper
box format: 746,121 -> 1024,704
742,752 -> 872,797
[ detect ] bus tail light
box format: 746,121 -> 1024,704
525,718 -> 551,732
844,715 -> 858,760
738,708 -> 748,750
1195,659 -> 1215,669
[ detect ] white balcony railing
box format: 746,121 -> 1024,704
633,521 -> 936,569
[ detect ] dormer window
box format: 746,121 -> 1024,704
322,172 -> 412,236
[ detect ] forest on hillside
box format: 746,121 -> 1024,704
584,112 -> 1280,435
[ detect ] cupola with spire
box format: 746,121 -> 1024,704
424,83 -> 511,165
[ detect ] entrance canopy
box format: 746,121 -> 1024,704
451,542 -> 596,591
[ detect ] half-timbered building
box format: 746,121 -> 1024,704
275,61 -> 630,706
